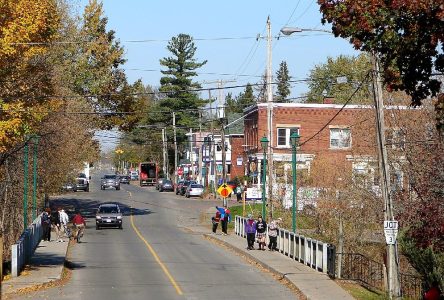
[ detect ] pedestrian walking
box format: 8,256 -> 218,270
244,214 -> 256,250
41,208 -> 52,241
211,210 -> 221,234
53,207 -> 62,242
256,215 -> 267,250
235,185 -> 242,202
59,208 -> 69,241
268,217 -> 281,251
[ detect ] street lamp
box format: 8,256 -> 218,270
290,131 -> 300,233
260,136 -> 269,220
280,27 -> 331,35
115,149 -> 124,173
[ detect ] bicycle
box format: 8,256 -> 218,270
74,224 -> 85,243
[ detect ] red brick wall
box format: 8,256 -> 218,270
229,135 -> 245,178
245,104 -> 377,166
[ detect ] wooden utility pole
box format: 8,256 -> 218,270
173,112 -> 178,183
266,16 -> 274,221
371,53 -> 401,299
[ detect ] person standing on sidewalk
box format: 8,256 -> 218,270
267,217 -> 281,251
211,210 -> 221,234
222,207 -> 231,235
41,208 -> 52,241
256,215 -> 267,250
244,214 -> 256,250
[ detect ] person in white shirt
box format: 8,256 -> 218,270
59,208 -> 70,241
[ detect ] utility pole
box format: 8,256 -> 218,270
190,128 -> 195,180
221,118 -> 227,207
266,16 -> 274,221
173,112 -> 178,184
371,53 -> 401,299
198,110 -> 203,184
162,128 -> 167,179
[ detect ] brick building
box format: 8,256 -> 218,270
242,102 -> 413,207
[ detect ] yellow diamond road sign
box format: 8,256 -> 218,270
217,184 -> 233,198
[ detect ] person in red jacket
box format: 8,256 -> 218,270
72,211 -> 86,242
212,210 -> 221,234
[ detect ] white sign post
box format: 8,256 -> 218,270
384,220 -> 399,245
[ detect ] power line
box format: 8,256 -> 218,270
299,71 -> 372,147
7,36 -> 258,46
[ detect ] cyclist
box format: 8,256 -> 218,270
72,210 -> 86,242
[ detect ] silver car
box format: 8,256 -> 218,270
185,184 -> 204,198
101,174 -> 120,190
96,203 -> 123,229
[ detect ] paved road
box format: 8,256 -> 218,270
15,173 -> 296,300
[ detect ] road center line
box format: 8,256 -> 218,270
130,207 -> 184,296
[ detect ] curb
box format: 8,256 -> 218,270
1,239 -> 71,298
203,233 -> 307,299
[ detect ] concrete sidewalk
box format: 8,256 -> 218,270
189,224 -> 353,300
1,239 -> 69,297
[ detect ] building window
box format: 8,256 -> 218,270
386,128 -> 405,150
330,128 -> 351,149
277,127 -> 299,148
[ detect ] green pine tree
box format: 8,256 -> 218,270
276,61 -> 291,102
237,83 -> 255,111
151,34 -> 207,129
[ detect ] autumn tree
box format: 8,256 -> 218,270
305,54 -> 372,104
318,0 -> 444,135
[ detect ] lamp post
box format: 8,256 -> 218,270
290,132 -> 300,233
32,135 -> 40,221
260,136 -> 269,219
115,149 -> 124,173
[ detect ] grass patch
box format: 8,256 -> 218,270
228,203 -> 316,231
337,281 -> 388,300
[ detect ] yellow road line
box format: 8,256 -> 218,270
130,208 -> 183,296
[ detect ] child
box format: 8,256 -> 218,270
211,210 -> 221,234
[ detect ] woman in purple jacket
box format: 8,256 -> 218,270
244,214 -> 257,250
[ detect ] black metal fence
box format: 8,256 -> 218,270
337,253 -> 423,299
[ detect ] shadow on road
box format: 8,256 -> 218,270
49,197 -> 152,219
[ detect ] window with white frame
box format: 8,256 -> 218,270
276,127 -> 300,147
330,128 -> 351,149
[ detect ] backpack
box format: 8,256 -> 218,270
41,212 -> 51,225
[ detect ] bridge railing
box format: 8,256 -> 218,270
11,214 -> 43,277
234,215 -> 330,273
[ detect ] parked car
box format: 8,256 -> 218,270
156,178 -> 166,190
75,176 -> 89,192
130,171 -> 139,180
175,180 -> 184,195
119,175 -> 130,184
101,174 -> 120,190
180,180 -> 197,196
62,182 -> 77,192
159,179 -> 174,192
185,184 -> 204,198
95,203 -> 123,229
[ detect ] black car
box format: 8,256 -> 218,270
180,180 -> 197,196
156,178 -> 166,190
159,179 -> 174,192
119,175 -> 130,184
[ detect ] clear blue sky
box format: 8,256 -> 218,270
79,0 -> 360,99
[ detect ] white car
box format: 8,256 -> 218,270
185,184 -> 204,198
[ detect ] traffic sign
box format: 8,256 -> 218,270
384,220 -> 399,245
217,184 -> 233,198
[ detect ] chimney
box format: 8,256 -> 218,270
323,96 -> 335,104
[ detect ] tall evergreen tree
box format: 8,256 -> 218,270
237,83 -> 255,110
151,34 -> 207,129
255,71 -> 267,103
275,61 -> 291,102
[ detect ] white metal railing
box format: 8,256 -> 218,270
11,214 -> 43,277
235,215 -> 329,273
